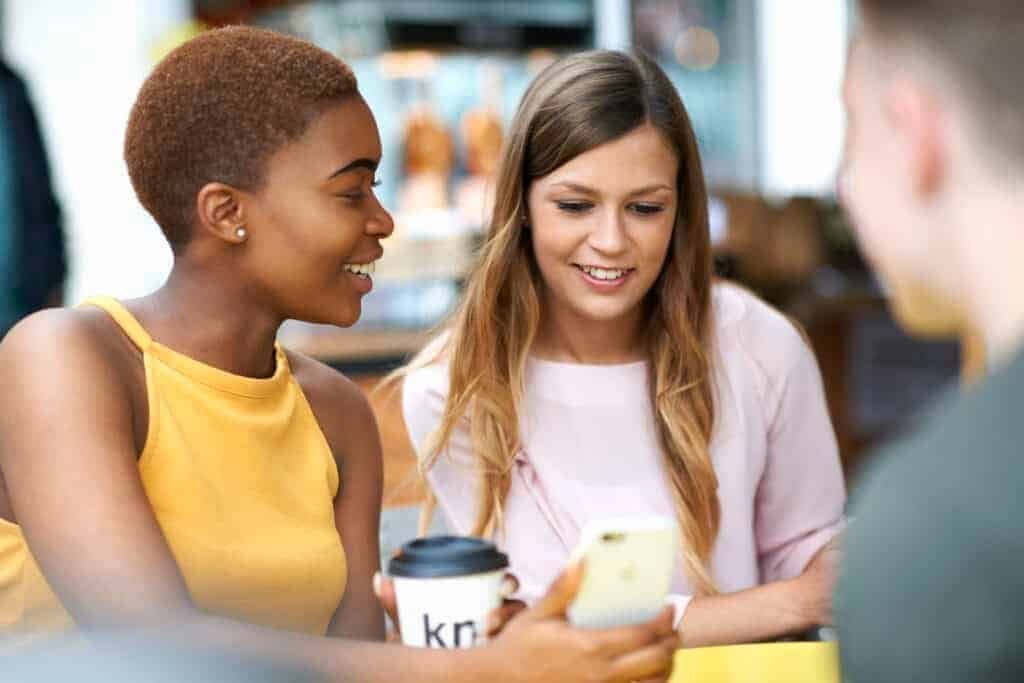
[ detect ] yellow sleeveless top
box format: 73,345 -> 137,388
0,297 -> 347,648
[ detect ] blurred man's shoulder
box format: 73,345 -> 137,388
857,347 -> 1024,507
839,349 -> 1024,681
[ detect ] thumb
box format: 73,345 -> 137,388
373,572 -> 399,626
525,560 -> 584,620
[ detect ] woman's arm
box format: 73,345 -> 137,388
753,329 -> 845,582
289,353 -> 386,641
676,539 -> 836,648
673,311 -> 844,648
0,313 -> 676,683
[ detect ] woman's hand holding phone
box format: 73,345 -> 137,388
488,562 -> 679,682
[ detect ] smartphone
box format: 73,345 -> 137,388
567,516 -> 678,629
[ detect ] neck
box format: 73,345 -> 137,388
135,259 -> 283,378
533,298 -> 646,365
972,268 -> 1024,371
949,185 -> 1024,369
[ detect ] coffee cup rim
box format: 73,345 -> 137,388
388,535 -> 509,578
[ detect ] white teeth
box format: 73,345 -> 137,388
580,265 -> 627,281
343,262 -> 376,277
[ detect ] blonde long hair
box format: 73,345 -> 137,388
395,51 -> 719,594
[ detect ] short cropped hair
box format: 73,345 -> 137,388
124,26 -> 358,248
859,0 -> 1024,165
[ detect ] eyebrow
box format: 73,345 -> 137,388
550,181 -> 673,197
328,157 -> 379,179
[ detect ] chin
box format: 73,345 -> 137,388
297,302 -> 361,328
332,307 -> 361,328
888,280 -> 965,339
572,302 -> 640,325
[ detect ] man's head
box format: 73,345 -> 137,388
842,1 -> 1024,336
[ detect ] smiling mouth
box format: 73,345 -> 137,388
343,261 -> 376,278
574,264 -> 635,281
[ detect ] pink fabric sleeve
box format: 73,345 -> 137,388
754,328 -> 846,583
400,364 -> 481,537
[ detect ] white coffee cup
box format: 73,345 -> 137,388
388,536 -> 509,649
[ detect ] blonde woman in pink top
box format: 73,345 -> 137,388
398,51 -> 845,648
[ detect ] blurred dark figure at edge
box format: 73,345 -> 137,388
0,58 -> 66,339
4,634 -> 317,683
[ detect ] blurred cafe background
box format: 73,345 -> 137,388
0,0 -> 977,557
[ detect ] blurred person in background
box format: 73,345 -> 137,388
838,1 -> 1024,680
398,50 -> 845,648
0,26 -> 678,683
0,57 -> 65,339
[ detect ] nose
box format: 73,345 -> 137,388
588,208 -> 629,254
366,200 -> 395,239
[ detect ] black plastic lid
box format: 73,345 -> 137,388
388,535 -> 509,578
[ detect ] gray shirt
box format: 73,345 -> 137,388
837,347 -> 1024,682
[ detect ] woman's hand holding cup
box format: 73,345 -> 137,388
376,537 -> 678,681
373,569 -> 525,642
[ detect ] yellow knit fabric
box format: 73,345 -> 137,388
0,297 -> 347,648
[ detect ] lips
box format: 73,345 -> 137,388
342,261 -> 375,277
574,264 -> 635,281
343,247 -> 383,278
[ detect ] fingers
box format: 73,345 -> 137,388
586,607 -> 677,658
372,572 -> 398,626
650,606 -> 676,636
500,572 -> 521,599
607,634 -> 679,682
526,560 -> 584,620
486,599 -> 527,636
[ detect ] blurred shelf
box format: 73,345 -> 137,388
375,231 -> 477,283
283,326 -> 432,375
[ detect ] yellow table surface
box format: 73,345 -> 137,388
670,642 -> 840,683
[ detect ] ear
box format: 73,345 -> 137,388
885,77 -> 945,197
196,182 -> 249,245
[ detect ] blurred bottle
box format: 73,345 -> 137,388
455,62 -> 504,231
398,79 -> 454,215
0,59 -> 66,340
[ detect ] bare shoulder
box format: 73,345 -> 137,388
0,308 -> 140,479
283,349 -> 380,467
284,349 -> 372,421
0,307 -> 137,388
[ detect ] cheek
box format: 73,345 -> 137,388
285,200 -> 363,258
844,163 -> 904,261
529,214 -> 578,268
639,219 -> 675,270
529,231 -> 568,294
262,193 -> 320,247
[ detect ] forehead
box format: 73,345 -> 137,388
540,124 -> 678,188
306,96 -> 381,157
269,96 -> 381,179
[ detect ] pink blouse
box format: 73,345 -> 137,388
402,284 -> 846,617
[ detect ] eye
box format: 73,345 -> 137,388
555,200 -> 594,214
629,203 -> 666,216
338,179 -> 381,202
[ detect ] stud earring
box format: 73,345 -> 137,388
235,227 -> 247,240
